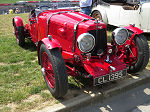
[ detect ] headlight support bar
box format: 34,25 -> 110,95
72,18 -> 97,52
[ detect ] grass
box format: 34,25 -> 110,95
0,13 -> 79,111
0,13 -> 55,111
0,0 -> 45,4
0,13 -> 149,112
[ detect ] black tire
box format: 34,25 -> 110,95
39,44 -> 68,98
128,34 -> 149,73
91,10 -> 102,21
14,25 -> 25,47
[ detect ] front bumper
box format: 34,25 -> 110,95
83,55 -> 127,86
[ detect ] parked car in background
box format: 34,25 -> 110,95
15,1 -> 27,5
91,0 -> 150,33
13,5 -> 149,98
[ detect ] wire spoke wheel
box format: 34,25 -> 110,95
128,40 -> 138,64
123,39 -> 138,65
40,44 -> 68,98
42,52 -> 55,89
116,34 -> 149,73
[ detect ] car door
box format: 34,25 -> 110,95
105,5 -> 121,26
119,6 -> 140,28
139,3 -> 150,32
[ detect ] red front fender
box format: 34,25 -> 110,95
37,37 -> 62,65
124,25 -> 143,35
41,38 -> 61,50
12,16 -> 24,27
124,25 -> 144,44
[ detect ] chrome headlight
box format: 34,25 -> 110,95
77,33 -> 95,53
112,28 -> 128,45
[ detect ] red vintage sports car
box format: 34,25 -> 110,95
13,6 -> 149,98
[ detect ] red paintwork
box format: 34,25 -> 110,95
13,8 -> 130,85
83,56 -> 126,79
13,16 -> 24,27
124,25 -> 143,34
37,38 -> 62,65
124,25 -> 143,45
115,40 -> 138,66
113,25 -> 143,66
41,38 -> 61,50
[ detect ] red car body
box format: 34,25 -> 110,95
13,8 -> 149,98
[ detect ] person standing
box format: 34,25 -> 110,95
80,0 -> 93,15
15,8 -> 20,14
9,9 -> 13,14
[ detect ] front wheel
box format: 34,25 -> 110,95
128,35 -> 149,73
39,44 -> 68,98
117,34 -> 149,73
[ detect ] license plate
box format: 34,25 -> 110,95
94,69 -> 127,86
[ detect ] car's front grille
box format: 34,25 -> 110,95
88,29 -> 107,56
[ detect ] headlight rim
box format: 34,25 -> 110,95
113,27 -> 129,45
77,33 -> 95,53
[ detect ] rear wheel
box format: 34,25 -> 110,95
91,11 -> 102,21
40,44 -> 68,98
14,25 -> 25,47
